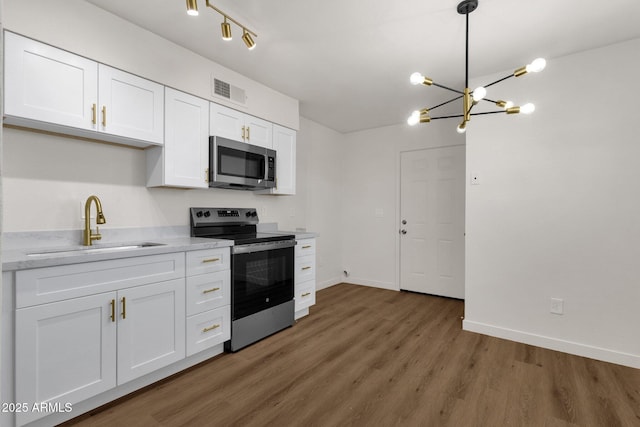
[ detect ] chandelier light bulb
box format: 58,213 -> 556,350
456,122 -> 467,134
520,103 -> 535,114
407,111 -> 421,126
504,100 -> 514,109
526,58 -> 546,73
472,86 -> 487,102
410,72 -> 425,85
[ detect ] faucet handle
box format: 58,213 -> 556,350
93,226 -> 102,241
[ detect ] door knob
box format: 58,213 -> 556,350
400,229 -> 407,235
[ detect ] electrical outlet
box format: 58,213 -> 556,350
550,298 -> 564,315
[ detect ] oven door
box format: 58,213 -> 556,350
231,240 -> 294,320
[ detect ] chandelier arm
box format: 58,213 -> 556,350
483,74 -> 515,89
469,110 -> 507,116
465,9 -> 469,89
430,114 -> 465,120
427,95 -> 464,112
432,82 -> 466,95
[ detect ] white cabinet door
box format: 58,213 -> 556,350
245,115 -> 273,148
98,64 -> 164,144
117,279 -> 185,385
15,293 -> 117,426
4,31 -> 98,131
272,125 -> 296,194
210,102 -> 245,142
147,88 -> 209,188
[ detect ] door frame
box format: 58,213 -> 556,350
395,144 -> 466,296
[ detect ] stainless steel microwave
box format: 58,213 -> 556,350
209,136 -> 276,190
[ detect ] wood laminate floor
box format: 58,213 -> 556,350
64,283 -> 640,427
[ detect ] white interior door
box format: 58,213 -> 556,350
400,146 -> 465,299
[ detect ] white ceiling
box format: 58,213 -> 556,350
85,0 -> 640,133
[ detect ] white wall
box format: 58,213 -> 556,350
341,121 -> 463,290
464,38 -> 640,368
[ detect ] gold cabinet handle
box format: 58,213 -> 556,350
302,245 -> 312,249
241,126 -> 246,141
246,126 -> 250,141
203,324 -> 220,333
110,299 -> 116,322
302,266 -> 312,271
202,257 -> 220,263
121,296 -> 126,319
203,287 -> 220,294
302,292 -> 311,297
205,168 -> 209,183
92,104 -> 97,125
101,106 -> 107,127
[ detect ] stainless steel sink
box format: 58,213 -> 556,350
26,242 -> 166,257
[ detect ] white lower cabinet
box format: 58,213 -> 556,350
15,293 -> 117,426
185,249 -> 231,356
13,253 -> 186,426
294,238 -> 317,319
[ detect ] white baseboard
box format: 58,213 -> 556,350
345,277 -> 398,291
316,277 -> 342,290
463,319 -> 640,369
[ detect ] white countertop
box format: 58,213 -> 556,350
2,236 -> 233,272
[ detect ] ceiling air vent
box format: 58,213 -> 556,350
212,76 -> 246,106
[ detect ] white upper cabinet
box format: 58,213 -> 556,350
272,125 -> 297,195
209,102 -> 272,148
147,88 -> 209,188
4,32 -> 164,147
98,65 -> 164,144
4,31 -> 98,131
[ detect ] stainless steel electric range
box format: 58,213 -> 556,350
190,207 -> 295,352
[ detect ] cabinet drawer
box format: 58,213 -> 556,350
295,280 -> 316,312
186,306 -> 230,357
295,238 -> 316,257
186,248 -> 230,276
295,254 -> 316,283
186,271 -> 230,316
16,253 -> 185,309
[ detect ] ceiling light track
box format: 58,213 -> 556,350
407,0 -> 545,132
186,0 -> 258,50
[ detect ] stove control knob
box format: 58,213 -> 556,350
204,211 -> 211,217
251,211 -> 257,217
196,211 -> 203,218
245,211 -> 252,218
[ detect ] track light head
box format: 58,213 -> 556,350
221,17 -> 232,40
186,0 -> 199,16
242,29 -> 256,50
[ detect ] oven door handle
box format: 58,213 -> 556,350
232,239 -> 296,254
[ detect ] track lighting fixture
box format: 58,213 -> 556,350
407,0 -> 545,132
186,0 -> 257,50
242,29 -> 256,50
221,17 -> 232,41
186,0 -> 198,16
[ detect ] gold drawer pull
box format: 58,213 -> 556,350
101,106 -> 107,127
109,299 -> 116,322
203,324 -> 220,333
203,287 -> 220,294
302,245 -> 312,249
91,104 -> 97,125
121,297 -> 126,319
301,292 -> 311,297
302,266 -> 312,271
202,257 -> 220,263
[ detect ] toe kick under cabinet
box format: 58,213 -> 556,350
295,238 -> 317,319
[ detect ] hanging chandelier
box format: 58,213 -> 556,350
186,0 -> 257,50
407,0 -> 546,133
